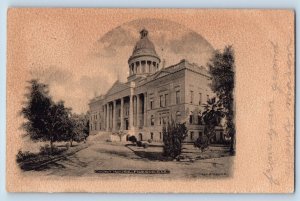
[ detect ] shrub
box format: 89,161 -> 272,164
128,135 -> 137,143
163,120 -> 188,158
16,150 -> 36,163
194,135 -> 209,152
143,142 -> 149,149
147,139 -> 153,143
136,141 -> 143,147
39,144 -> 64,155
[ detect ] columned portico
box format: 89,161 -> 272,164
101,91 -> 150,135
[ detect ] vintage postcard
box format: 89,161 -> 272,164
6,8 -> 294,193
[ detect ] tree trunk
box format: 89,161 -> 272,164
50,140 -> 53,155
70,139 -> 73,147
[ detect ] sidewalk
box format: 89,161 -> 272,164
18,143 -> 89,171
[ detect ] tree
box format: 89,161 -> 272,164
163,119 -> 188,159
21,80 -> 73,154
83,118 -> 90,142
194,97 -> 224,151
67,114 -> 90,146
207,46 -> 235,154
21,80 -> 53,141
128,136 -> 137,144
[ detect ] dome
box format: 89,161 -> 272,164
129,29 -> 160,60
127,29 -> 161,81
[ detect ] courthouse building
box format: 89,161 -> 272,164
89,29 -> 224,143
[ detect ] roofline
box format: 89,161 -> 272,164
128,54 -> 161,63
89,59 -> 211,104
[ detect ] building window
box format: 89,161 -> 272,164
159,132 -> 162,140
162,117 -> 167,125
176,90 -> 180,104
160,95 -> 164,107
151,115 -> 155,126
165,94 -> 168,107
151,132 -> 154,140
190,90 -> 194,104
150,98 -> 154,109
189,113 -> 193,124
159,117 -> 162,125
199,131 -> 203,139
176,111 -> 181,122
198,114 -> 202,125
207,94 -> 209,101
199,93 -> 202,105
190,131 -> 194,140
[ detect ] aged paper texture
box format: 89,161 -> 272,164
6,8 -> 294,193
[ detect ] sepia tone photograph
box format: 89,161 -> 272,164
6,8 -> 294,193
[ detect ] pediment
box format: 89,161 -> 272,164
106,81 -> 129,96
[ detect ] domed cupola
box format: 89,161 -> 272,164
128,29 -> 161,81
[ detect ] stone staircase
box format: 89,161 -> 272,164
88,131 -> 112,142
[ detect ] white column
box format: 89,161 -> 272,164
105,104 -> 109,131
138,61 -> 141,74
135,62 -> 138,74
109,103 -> 112,129
129,95 -> 134,130
144,93 -> 147,127
137,94 -> 140,128
132,64 -> 135,75
113,100 -> 117,131
142,61 -> 145,73
148,61 -> 151,73
108,104 -> 111,129
152,62 -> 155,72
120,98 -> 124,130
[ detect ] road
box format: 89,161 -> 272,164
34,134 -> 233,179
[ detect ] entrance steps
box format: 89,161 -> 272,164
88,131 -> 112,142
